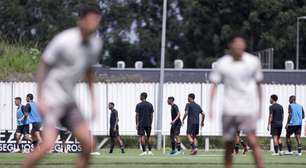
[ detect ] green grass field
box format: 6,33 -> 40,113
0,149 -> 305,168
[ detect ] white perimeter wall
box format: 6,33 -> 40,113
0,82 -> 305,137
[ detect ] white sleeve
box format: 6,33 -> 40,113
42,36 -> 61,65
255,58 -> 263,82
209,61 -> 222,84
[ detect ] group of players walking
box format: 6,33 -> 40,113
9,4 -> 304,168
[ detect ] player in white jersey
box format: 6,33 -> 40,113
22,4 -> 102,168
209,33 -> 264,168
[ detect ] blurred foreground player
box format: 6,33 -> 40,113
108,102 -> 125,154
167,97 -> 182,155
267,94 -> 284,156
285,95 -> 304,156
136,92 -> 154,156
22,4 -> 102,168
209,33 -> 264,168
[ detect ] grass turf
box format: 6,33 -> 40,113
0,149 -> 305,168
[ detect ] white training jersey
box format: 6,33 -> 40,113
42,27 -> 102,107
209,52 -> 263,116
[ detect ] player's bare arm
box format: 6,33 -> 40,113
209,83 -> 218,119
135,112 -> 139,129
256,82 -> 263,119
267,106 -> 272,131
286,106 -> 292,129
36,60 -> 49,116
85,67 -> 96,120
201,112 -> 205,127
182,111 -> 188,125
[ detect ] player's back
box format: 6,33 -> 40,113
185,102 -> 202,124
136,101 -> 154,127
289,103 -> 303,126
270,103 -> 284,126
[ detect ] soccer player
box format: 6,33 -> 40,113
182,93 -> 205,155
135,92 -> 154,156
285,95 -> 304,156
108,102 -> 125,154
167,97 -> 182,155
233,131 -> 248,155
24,93 -> 42,149
12,97 -> 32,153
22,4 -> 102,168
209,33 -> 264,168
267,94 -> 284,156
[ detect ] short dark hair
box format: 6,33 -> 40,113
140,92 -> 148,99
79,4 -> 101,18
15,97 -> 22,102
26,93 -> 34,100
289,95 -> 296,101
109,102 -> 115,107
188,93 -> 195,100
227,32 -> 247,44
168,96 -> 175,102
270,94 -> 278,102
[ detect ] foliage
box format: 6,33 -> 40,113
0,40 -> 40,81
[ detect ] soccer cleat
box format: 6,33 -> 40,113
175,151 -> 182,155
11,148 -> 21,153
139,151 -> 147,156
279,151 -> 284,156
169,150 -> 177,155
272,153 -> 279,156
296,153 -> 302,156
147,151 -> 153,156
191,149 -> 198,155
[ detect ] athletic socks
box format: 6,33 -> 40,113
171,142 -> 176,151
287,143 -> 292,152
279,143 -> 283,151
141,144 -> 146,152
298,144 -> 302,153
120,145 -> 125,153
176,143 -> 181,151
18,144 -> 22,151
274,145 -> 279,153
109,144 -> 114,153
235,144 -> 239,154
148,144 -> 152,151
191,143 -> 195,150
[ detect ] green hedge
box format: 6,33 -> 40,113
0,40 -> 40,81
98,135 -> 306,151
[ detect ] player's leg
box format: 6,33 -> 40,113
170,126 -> 176,154
234,131 -> 240,154
241,138 -> 248,155
187,134 -> 194,152
277,134 -> 283,153
295,126 -> 302,155
175,124 -> 182,153
116,136 -> 125,153
22,127 -> 58,168
14,131 -> 22,152
72,122 -> 95,168
109,128 -> 115,153
146,127 -> 153,155
247,131 -> 264,168
138,127 -> 146,154
286,127 -> 293,153
225,140 -> 234,168
273,135 -> 279,154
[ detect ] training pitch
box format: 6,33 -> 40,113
0,149 -> 305,168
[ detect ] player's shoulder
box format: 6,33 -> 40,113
243,52 -> 260,63
52,27 -> 80,43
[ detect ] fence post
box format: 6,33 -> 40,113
205,137 -> 209,152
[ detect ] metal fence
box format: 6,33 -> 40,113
0,82 -> 305,137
